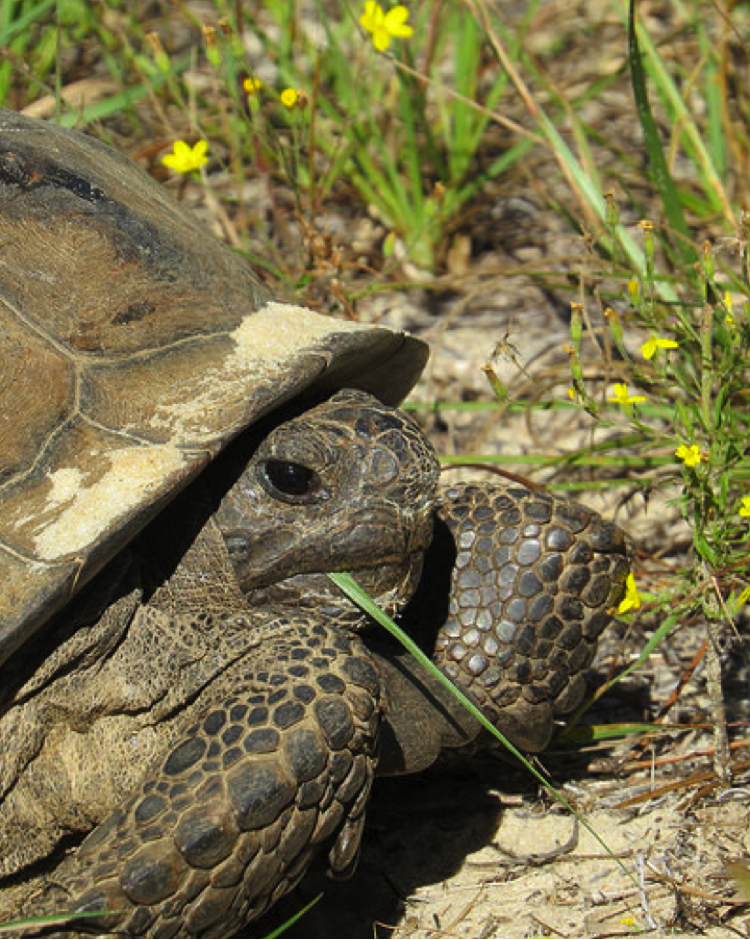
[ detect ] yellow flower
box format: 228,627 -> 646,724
739,496 -> 750,518
360,1 -> 414,52
618,573 -> 642,614
641,335 -> 679,360
161,139 -> 208,174
244,76 -> 263,95
280,88 -> 298,109
607,382 -> 647,406
675,443 -> 705,468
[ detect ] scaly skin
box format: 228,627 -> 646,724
1,391 -> 629,937
433,482 -> 630,752
20,612 -> 382,937
3,390 -> 440,937
375,480 -> 630,773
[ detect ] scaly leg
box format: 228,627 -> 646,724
18,613 -> 381,938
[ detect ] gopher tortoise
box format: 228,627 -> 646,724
0,108 -> 630,937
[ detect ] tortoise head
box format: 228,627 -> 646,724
214,390 -> 440,614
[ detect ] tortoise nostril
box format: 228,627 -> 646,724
224,533 -> 250,561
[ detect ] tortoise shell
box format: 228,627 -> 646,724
0,108 -> 427,667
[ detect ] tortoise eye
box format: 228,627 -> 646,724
261,459 -> 322,500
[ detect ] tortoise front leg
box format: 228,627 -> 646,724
375,479 -> 631,772
20,615 -> 381,939
432,480 -> 630,752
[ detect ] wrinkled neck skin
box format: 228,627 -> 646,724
242,559 -> 427,625
213,390 -> 440,627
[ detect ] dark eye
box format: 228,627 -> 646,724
261,459 -> 322,499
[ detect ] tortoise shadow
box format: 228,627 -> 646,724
248,667 -> 655,940
249,761 -> 506,939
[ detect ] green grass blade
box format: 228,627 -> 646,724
561,721 -> 678,743
618,0 -> 733,226
49,51 -> 193,129
695,15 -> 727,183
328,570 -> 637,885
265,893 -> 322,938
0,0 -> 56,43
627,0 -> 697,268
613,607 -> 684,684
395,72 -> 426,218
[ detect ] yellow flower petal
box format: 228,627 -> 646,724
384,5 -> 414,37
370,28 -> 385,50
360,1 -> 383,31
607,382 -> 647,405
641,336 -> 679,360
360,1 -> 412,50
618,573 -> 642,614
